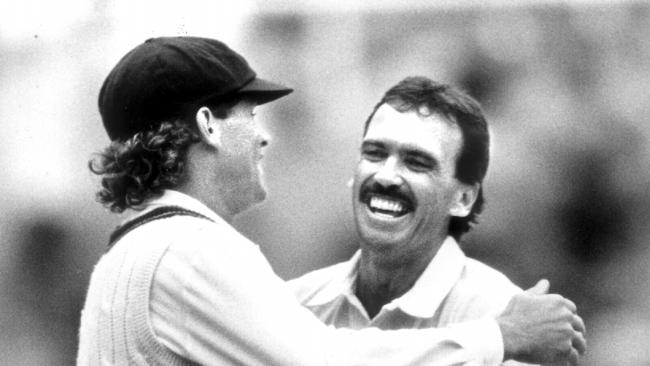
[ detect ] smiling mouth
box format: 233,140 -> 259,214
366,194 -> 412,217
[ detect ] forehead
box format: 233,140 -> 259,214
365,104 -> 463,158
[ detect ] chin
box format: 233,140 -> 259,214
231,189 -> 267,216
358,229 -> 406,252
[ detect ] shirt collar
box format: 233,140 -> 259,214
391,236 -> 467,318
125,189 -> 228,226
302,250 -> 361,307
302,236 -> 467,319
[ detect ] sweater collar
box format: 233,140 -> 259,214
126,189 -> 228,226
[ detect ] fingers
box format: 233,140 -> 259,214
526,279 -> 550,295
572,314 -> 586,334
564,298 -> 577,313
572,330 -> 587,355
567,348 -> 579,366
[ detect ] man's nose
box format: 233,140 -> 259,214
373,157 -> 402,187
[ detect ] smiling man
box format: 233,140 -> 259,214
290,76 -> 587,365
78,38 -> 583,366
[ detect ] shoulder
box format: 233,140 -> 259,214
116,213 -> 218,246
287,261 -> 351,305
463,258 -> 522,292
158,215 -> 268,269
133,213 -> 257,252
151,215 -> 280,312
126,213 -> 271,292
448,257 -> 523,315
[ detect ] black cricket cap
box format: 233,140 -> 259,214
99,36 -> 293,141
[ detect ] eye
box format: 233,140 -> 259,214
361,145 -> 387,162
404,155 -> 435,172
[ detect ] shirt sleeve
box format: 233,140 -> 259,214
149,224 -> 504,366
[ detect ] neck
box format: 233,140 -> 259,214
175,183 -> 234,223
355,238 -> 444,319
174,145 -> 236,223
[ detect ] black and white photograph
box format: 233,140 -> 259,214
0,0 -> 648,365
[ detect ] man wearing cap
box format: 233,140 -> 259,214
78,37 -> 586,365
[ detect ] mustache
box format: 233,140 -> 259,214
360,182 -> 413,205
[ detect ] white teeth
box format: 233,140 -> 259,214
369,196 -> 404,213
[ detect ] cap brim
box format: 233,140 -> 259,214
238,77 -> 293,105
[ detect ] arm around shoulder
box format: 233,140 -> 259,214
151,227 -> 506,365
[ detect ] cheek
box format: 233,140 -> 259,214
226,119 -> 257,145
352,165 -> 370,197
354,160 -> 376,180
416,182 -> 455,214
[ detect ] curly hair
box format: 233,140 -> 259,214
363,77 -> 490,240
90,92 -> 246,212
89,121 -> 200,213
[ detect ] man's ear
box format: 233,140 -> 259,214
195,106 -> 221,148
449,182 -> 480,218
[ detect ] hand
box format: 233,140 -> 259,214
497,279 -> 587,365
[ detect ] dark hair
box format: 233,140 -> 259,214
363,76 -> 490,240
89,95 -> 243,213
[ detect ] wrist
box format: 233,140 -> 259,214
497,316 -> 517,361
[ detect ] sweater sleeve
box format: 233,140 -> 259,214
149,224 -> 504,366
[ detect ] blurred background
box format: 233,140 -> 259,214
1,0 -> 649,364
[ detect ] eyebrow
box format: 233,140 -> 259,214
403,147 -> 438,166
363,139 -> 432,155
362,139 -> 439,167
361,140 -> 385,149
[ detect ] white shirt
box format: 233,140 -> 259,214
290,236 -> 531,365
79,190 -> 505,365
